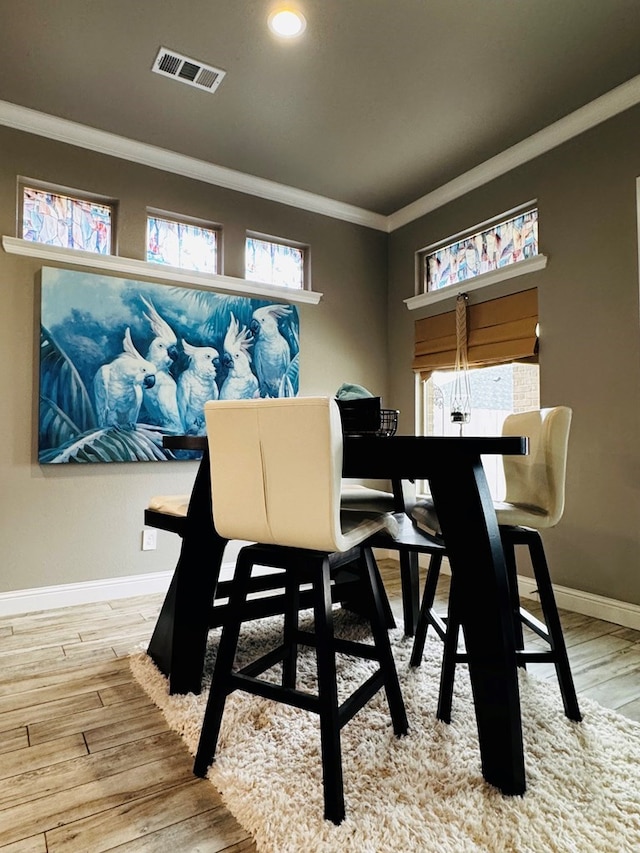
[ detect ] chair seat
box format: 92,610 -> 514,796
412,497 -> 550,532
148,494 -> 190,517
340,508 -> 399,544
340,484 -> 396,513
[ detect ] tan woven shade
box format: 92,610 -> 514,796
413,288 -> 538,379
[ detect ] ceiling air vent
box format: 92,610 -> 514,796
152,47 -> 226,94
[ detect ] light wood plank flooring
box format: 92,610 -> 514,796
1,559 -> 640,851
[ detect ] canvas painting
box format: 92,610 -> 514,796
38,267 -> 300,463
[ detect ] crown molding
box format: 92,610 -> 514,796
388,74 -> 640,232
1,73 -> 639,236
0,100 -> 387,232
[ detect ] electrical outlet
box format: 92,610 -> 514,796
141,528 -> 157,551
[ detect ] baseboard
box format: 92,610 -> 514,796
516,576 -> 640,632
0,571 -> 170,616
4,557 -> 640,631
376,549 -> 640,632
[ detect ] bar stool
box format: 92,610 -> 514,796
193,397 -> 408,824
410,406 -> 582,724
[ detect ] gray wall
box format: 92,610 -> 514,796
388,104 -> 640,605
0,125 -> 389,594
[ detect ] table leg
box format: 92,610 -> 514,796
428,455 -> 526,795
147,450 -> 228,696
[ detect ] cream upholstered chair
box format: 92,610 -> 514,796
193,396 -> 408,825
410,406 -> 581,723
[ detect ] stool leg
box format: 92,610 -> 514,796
529,533 -> 582,722
362,547 -> 408,736
399,549 -> 420,636
282,569 -> 300,689
502,535 -> 526,668
437,574 -> 461,724
410,552 -> 443,667
193,549 -> 254,778
313,555 -> 344,825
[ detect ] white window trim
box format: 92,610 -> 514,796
2,236 -> 323,305
404,253 -> 547,310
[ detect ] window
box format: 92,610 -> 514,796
245,234 -> 307,290
420,364 -> 540,499
146,214 -> 219,274
21,185 -> 113,254
414,288 -> 539,499
419,206 -> 539,293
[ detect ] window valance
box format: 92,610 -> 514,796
413,288 -> 538,379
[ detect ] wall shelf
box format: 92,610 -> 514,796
2,236 -> 323,305
405,254 -> 547,310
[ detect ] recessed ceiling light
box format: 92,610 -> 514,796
268,6 -> 307,38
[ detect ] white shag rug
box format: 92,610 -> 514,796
130,610 -> 640,852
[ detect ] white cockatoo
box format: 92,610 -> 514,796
250,304 -> 293,397
177,339 -> 219,434
219,313 -> 260,400
93,328 -> 157,427
139,296 -> 182,432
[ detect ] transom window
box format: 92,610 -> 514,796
245,234 -> 306,290
21,185 -> 113,254
421,207 -> 539,293
146,214 -> 219,274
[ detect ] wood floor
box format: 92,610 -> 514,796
2,559 -> 640,851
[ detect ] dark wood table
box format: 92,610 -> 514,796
147,432 -> 528,796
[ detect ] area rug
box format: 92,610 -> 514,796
130,610 -> 640,852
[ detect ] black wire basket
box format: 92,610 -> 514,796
377,409 -> 399,437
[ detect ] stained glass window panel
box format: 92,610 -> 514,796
147,216 -> 218,274
22,187 -> 112,254
425,208 -> 538,292
245,237 -> 305,290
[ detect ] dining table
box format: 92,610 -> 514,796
146,431 -> 528,797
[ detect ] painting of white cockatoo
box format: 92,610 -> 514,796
38,268 -> 299,463
93,328 -> 157,427
219,313 -> 260,400
250,304 -> 294,397
177,340 -> 220,434
139,296 -> 182,432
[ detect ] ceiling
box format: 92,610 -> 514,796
1,0 -> 640,216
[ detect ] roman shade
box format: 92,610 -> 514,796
413,288 -> 538,380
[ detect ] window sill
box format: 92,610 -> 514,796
404,254 -> 547,310
2,236 -> 323,305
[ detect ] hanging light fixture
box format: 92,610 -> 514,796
450,293 -> 471,434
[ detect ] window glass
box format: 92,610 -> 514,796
245,236 -> 305,289
22,187 -> 112,254
147,216 -> 218,274
421,363 -> 540,499
423,208 -> 538,292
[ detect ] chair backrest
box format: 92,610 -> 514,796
501,406 -> 572,527
204,396 -> 346,552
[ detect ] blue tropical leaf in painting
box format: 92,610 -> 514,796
38,268 -> 300,463
39,327 -> 97,448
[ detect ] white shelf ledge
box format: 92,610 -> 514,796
2,236 -> 323,305
404,254 -> 547,310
